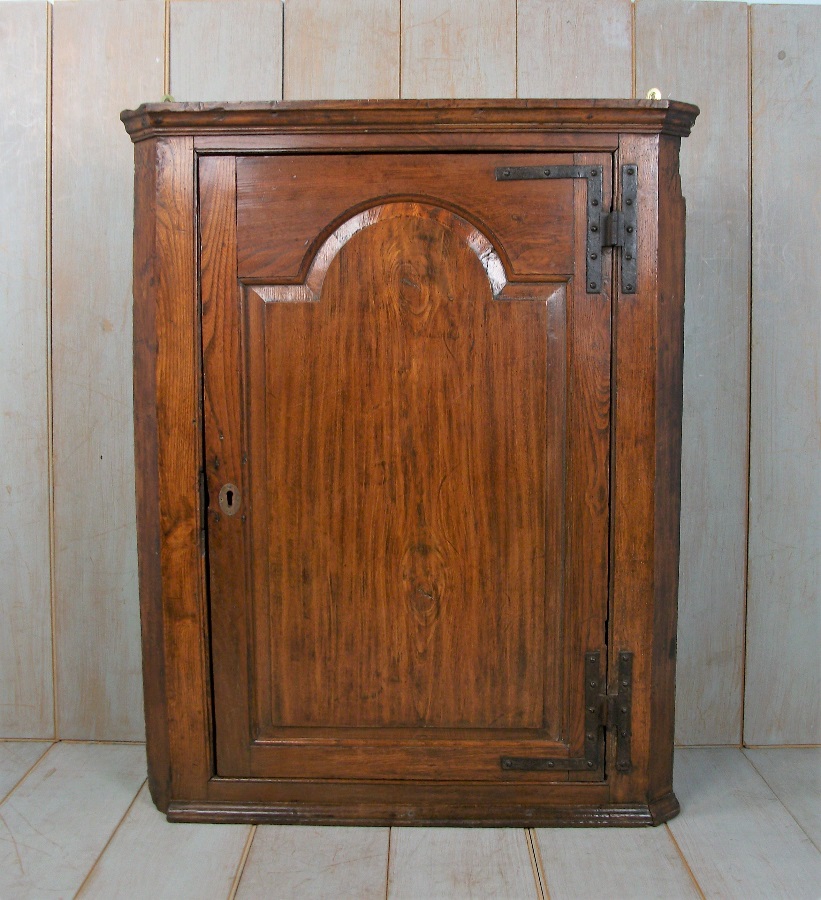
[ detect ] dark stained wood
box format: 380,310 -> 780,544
133,136 -> 211,811
132,137 -> 168,809
608,133 -> 687,812
609,134 -> 662,807
194,131 -> 620,153
565,152 -> 613,779
199,155 -> 251,777
120,98 -> 699,142
237,153 -> 576,281
649,135 -> 688,803
252,204 -> 554,731
125,100 -> 696,825
211,166 -> 612,780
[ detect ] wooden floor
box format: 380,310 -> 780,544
0,744 -> 817,899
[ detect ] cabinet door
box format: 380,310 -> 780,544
199,151 -> 612,783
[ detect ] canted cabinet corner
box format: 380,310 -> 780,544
123,99 -> 698,826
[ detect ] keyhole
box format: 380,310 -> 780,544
218,482 -> 240,516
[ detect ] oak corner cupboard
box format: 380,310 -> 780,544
121,99 -> 698,826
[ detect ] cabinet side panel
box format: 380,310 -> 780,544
650,135 -> 686,802
609,134 -> 661,806
52,0 -> 164,740
152,137 -> 213,799
0,1 -> 53,737
637,0 -> 749,747
132,139 -> 169,809
284,0 -> 398,100
746,5 -> 821,745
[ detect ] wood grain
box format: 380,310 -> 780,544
199,153 -> 251,777
745,3 -> 821,746
147,135 -> 211,807
743,748 -> 821,851
517,0 -> 632,98
534,826 -> 699,898
251,207 -> 553,731
236,826 -> 389,899
284,0 -> 399,100
669,748 -> 821,898
0,1 -> 53,738
0,742 -> 146,899
0,742 -> 52,802
388,827 -> 538,899
607,133 -> 678,809
122,99 -> 697,142
126,101 -> 693,822
170,0 -> 283,102
78,783 -> 251,900
401,0 -> 516,99
209,150 -> 612,785
637,0 -> 750,748
52,0 -> 165,740
236,153 -> 576,281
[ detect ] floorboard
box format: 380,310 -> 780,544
0,742 -> 52,802
744,747 -> 821,851
1,744 -> 817,899
236,825 -> 389,899
669,748 -> 821,899
77,783 -> 251,898
0,743 -> 146,899
387,827 -> 538,899
534,825 -> 700,899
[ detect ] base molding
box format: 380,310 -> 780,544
167,792 -> 680,827
648,790 -> 681,825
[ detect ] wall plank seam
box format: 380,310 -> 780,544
164,2 -> 171,97
740,0 -> 754,748
46,0 -> 57,742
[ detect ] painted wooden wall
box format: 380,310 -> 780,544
0,0 -> 817,747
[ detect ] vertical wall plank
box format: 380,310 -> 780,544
0,2 -> 53,738
170,0 -> 282,102
518,0 -> 632,98
284,0 -> 398,100
636,0 -> 750,746
52,0 -> 165,740
746,4 -> 820,745
401,0 -> 516,98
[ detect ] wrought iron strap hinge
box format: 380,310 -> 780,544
495,162 -> 638,295
500,650 -> 634,775
603,164 -> 638,294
